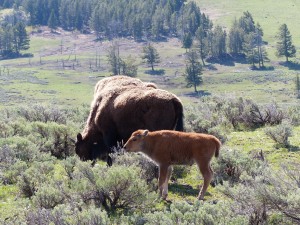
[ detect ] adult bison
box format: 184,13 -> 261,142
75,76 -> 184,165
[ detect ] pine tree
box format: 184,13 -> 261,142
107,42 -> 121,75
182,32 -> 193,52
211,25 -> 227,58
142,43 -> 160,71
276,24 -> 296,62
1,25 -> 14,56
48,10 -> 58,32
13,22 -> 30,55
228,19 -> 244,54
195,25 -> 209,65
185,50 -> 203,93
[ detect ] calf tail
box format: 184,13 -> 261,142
214,138 -> 221,158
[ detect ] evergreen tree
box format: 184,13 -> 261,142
211,25 -> 227,58
182,32 -> 193,52
1,25 -> 14,56
228,19 -> 244,54
48,10 -> 58,32
89,4 -> 104,39
142,43 -> 160,71
185,50 -> 203,93
276,24 -> 296,62
13,22 -> 30,55
132,17 -> 143,41
107,42 -> 121,75
255,23 -> 268,68
239,11 -> 255,34
195,25 -> 209,65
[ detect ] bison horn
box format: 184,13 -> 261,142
142,130 -> 149,136
77,133 -> 83,142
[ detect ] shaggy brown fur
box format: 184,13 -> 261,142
124,129 -> 221,200
75,76 -> 184,164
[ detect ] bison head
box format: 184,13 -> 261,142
75,133 -> 93,160
124,129 -> 148,152
75,133 -> 112,166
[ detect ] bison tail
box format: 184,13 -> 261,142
175,111 -> 184,131
173,99 -> 184,131
214,138 -> 221,158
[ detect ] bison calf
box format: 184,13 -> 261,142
123,129 -> 221,200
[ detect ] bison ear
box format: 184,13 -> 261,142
142,130 -> 149,137
77,133 -> 83,142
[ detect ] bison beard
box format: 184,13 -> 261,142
75,76 -> 184,165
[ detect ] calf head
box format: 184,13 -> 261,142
124,129 -> 148,152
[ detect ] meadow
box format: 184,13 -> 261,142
0,1 -> 300,224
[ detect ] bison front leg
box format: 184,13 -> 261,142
158,165 -> 172,200
102,129 -> 118,165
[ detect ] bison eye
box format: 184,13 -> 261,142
132,138 -> 137,142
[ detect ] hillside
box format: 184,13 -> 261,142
196,0 -> 300,48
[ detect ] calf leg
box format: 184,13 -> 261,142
197,163 -> 213,200
161,166 -> 173,199
158,165 -> 169,199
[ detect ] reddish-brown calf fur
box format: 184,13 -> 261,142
124,129 -> 221,200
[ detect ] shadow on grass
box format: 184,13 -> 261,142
185,90 -> 211,98
206,54 -> 235,66
204,64 -> 218,71
0,53 -> 34,60
250,65 -> 275,71
288,145 -> 300,152
169,183 -> 199,197
145,69 -> 165,75
279,61 -> 300,70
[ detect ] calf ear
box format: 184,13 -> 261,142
77,133 -> 83,142
142,130 -> 149,137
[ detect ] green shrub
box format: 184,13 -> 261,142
32,182 -> 65,209
218,161 -> 300,224
212,147 -> 264,185
0,121 -> 11,138
142,200 -> 247,225
288,105 -> 300,126
18,104 -> 67,124
24,204 -> 110,225
30,121 -> 75,158
2,160 -> 28,184
18,161 -> 55,197
72,162 -> 156,213
111,151 -> 158,185
264,121 -> 293,147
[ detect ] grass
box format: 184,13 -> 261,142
0,185 -> 24,219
